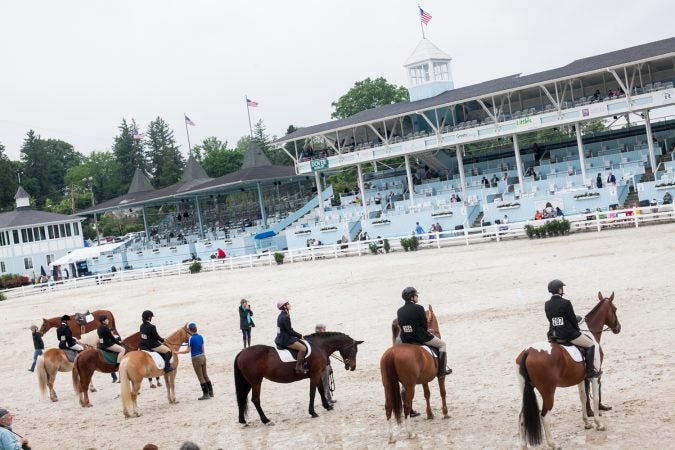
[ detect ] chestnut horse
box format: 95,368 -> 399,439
381,305 -> 448,444
119,325 -> 190,417
72,332 -> 141,407
39,310 -> 117,338
234,332 -> 363,425
516,292 -> 621,449
36,348 -> 96,402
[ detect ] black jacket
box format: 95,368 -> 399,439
397,301 -> 434,344
274,311 -> 302,349
32,331 -> 44,350
139,320 -> 165,350
545,294 -> 582,341
239,306 -> 255,330
98,324 -> 121,349
57,323 -> 76,349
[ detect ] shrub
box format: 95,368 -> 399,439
0,291 -> 5,301
274,252 -> 285,265
400,238 -> 410,252
188,261 -> 202,274
409,235 -> 420,251
368,243 -> 379,254
524,224 -> 535,239
0,274 -> 31,289
383,239 -> 391,253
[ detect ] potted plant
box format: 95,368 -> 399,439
274,252 -> 285,265
188,261 -> 202,274
400,238 -> 410,251
524,224 -> 535,239
383,239 -> 391,253
368,243 -> 379,254
560,219 -> 571,235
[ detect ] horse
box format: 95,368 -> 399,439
381,304 -> 449,444
118,325 -> 190,417
516,292 -> 621,449
39,310 -> 117,338
234,332 -> 363,425
72,332 -> 141,407
36,348 -> 96,402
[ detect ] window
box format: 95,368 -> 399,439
65,223 -> 72,237
48,225 -> 54,239
433,62 -> 449,81
73,222 -> 80,236
409,64 -> 430,86
59,224 -> 66,237
26,228 -> 34,242
24,257 -> 33,270
21,228 -> 28,243
13,230 -> 19,244
0,231 -> 6,246
0,261 -> 5,273
53,225 -> 60,239
39,227 -> 46,240
46,254 -> 55,265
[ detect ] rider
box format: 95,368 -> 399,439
274,300 -> 308,375
139,310 -> 174,373
56,315 -> 84,352
545,279 -> 600,379
397,287 -> 452,378
97,314 -> 126,364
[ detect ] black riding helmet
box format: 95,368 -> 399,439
548,279 -> 566,294
98,314 -> 108,323
61,314 -> 70,321
142,310 -> 154,321
401,286 -> 419,302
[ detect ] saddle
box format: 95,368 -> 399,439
274,340 -> 312,363
75,311 -> 94,326
62,349 -> 78,363
547,338 -> 584,363
141,350 -> 165,370
99,348 -> 119,365
419,344 -> 439,358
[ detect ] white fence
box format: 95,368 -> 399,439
2,204 -> 674,301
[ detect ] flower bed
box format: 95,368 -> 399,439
372,219 -> 391,226
319,226 -> 338,233
431,211 -> 453,217
294,229 -> 311,235
655,182 -> 675,189
496,202 -> 520,209
574,192 -> 600,200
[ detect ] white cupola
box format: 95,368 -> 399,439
15,186 -> 31,209
404,38 -> 454,101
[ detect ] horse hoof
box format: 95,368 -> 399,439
90,388 -> 97,393
265,421 -> 275,427
310,412 -> 319,418
85,403 -> 92,408
584,422 -> 593,429
50,398 -> 58,402
388,437 -> 396,444
599,404 -> 612,411
324,405 -> 333,411
442,414 -> 450,419
596,423 -> 605,431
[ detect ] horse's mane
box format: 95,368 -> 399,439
304,331 -> 347,339
585,298 -> 605,318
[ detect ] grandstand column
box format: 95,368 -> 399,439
142,208 -> 149,241
256,183 -> 268,229
644,110 -> 658,173
314,171 -> 325,220
357,164 -> 368,219
512,134 -> 525,193
194,197 -> 204,239
456,145 -> 467,202
404,155 -> 415,206
575,122 -> 588,184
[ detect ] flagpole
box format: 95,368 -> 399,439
184,113 -> 192,156
418,5 -> 425,39
246,96 -> 253,138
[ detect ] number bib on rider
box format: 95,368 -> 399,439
552,317 -> 564,326
402,325 -> 412,333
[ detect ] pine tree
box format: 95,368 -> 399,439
113,118 -> 146,187
146,117 -> 184,188
0,142 -> 18,210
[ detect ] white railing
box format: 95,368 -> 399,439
2,205 -> 674,300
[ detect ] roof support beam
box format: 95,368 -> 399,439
321,135 -> 338,154
367,124 -> 386,146
476,99 -> 496,122
416,112 -> 438,133
540,85 -> 559,109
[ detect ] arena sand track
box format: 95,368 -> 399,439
1,224 -> 674,449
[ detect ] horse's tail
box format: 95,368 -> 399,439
72,356 -> 82,394
391,319 -> 399,347
519,350 -> 542,447
119,358 -> 133,416
36,355 -> 48,398
381,349 -> 403,424
234,351 -> 250,423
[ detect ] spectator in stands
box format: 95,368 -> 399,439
607,172 -> 616,185
346,136 -> 355,150
360,232 -> 369,241
374,192 -> 382,205
556,206 -> 565,217
415,222 -> 425,235
596,173 -> 603,188
534,210 -> 542,220
353,196 -> 361,205
481,176 -> 490,188
593,90 -> 601,102
490,174 -> 498,186
450,194 -> 458,203
525,167 -> 535,178
502,215 -> 509,224
607,89 -> 614,98
434,222 -> 443,233
502,172 -> 508,181
543,202 -> 555,219
663,192 -> 673,205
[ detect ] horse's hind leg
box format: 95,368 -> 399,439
577,382 -> 592,429
540,390 -> 558,450
250,382 -> 272,425
402,383 -> 417,439
131,378 -> 142,417
422,383 -> 433,419
47,369 -> 58,402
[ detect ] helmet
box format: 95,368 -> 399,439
401,287 -> 419,302
276,300 -> 289,310
548,279 -> 566,294
61,314 -> 70,321
188,322 -> 197,330
98,314 -> 108,323
142,310 -> 154,321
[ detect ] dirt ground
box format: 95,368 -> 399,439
1,223 -> 674,449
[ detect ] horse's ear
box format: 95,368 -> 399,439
356,340 -> 364,345
597,291 -> 603,301
428,305 -> 434,313
609,292 -> 614,302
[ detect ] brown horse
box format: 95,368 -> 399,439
381,305 -> 448,444
36,348 -> 96,402
119,325 -> 190,417
516,292 -> 621,449
72,332 -> 141,407
39,310 -> 117,338
234,332 -> 363,425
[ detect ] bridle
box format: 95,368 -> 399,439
583,299 -> 620,334
330,341 -> 356,367
164,325 -> 191,349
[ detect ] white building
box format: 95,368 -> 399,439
404,38 -> 454,101
0,187 -> 84,278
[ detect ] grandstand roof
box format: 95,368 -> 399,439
276,36 -> 675,144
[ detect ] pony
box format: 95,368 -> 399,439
234,332 -> 363,425
381,304 -> 448,444
516,292 -> 621,449
39,310 -> 117,338
118,325 -> 190,417
36,348 -> 96,402
72,332 -> 141,407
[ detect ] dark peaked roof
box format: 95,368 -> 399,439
182,154 -> 209,181
14,186 -> 30,199
242,142 -> 273,168
127,168 -> 154,194
0,210 -> 81,229
276,36 -> 675,143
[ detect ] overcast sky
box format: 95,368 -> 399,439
1,0 -> 674,161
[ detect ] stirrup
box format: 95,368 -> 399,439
586,369 -> 601,379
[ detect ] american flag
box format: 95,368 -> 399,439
132,133 -> 144,141
246,97 -> 259,108
184,114 -> 196,126
419,7 -> 432,25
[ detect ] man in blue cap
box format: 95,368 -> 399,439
179,323 -> 212,400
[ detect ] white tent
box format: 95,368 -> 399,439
50,242 -> 126,267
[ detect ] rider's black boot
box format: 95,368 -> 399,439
295,350 -> 308,375
585,345 -> 600,379
437,351 -> 453,378
163,352 -> 174,373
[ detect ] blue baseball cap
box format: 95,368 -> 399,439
188,322 -> 197,330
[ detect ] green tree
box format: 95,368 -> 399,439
64,151 -> 124,204
113,119 -> 146,188
145,117 -> 184,188
0,142 -> 18,211
331,77 -> 409,119
250,120 -> 292,166
193,137 -> 243,177
193,136 -> 228,162
581,119 -> 607,135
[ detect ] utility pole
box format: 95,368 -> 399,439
84,177 -> 101,245
70,184 -> 76,214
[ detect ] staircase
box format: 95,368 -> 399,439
622,186 -> 640,208
471,211 -> 485,228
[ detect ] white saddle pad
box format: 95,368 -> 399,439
84,313 -> 95,324
142,350 -> 165,369
275,340 -> 312,363
420,345 -> 435,357
528,341 -> 583,362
